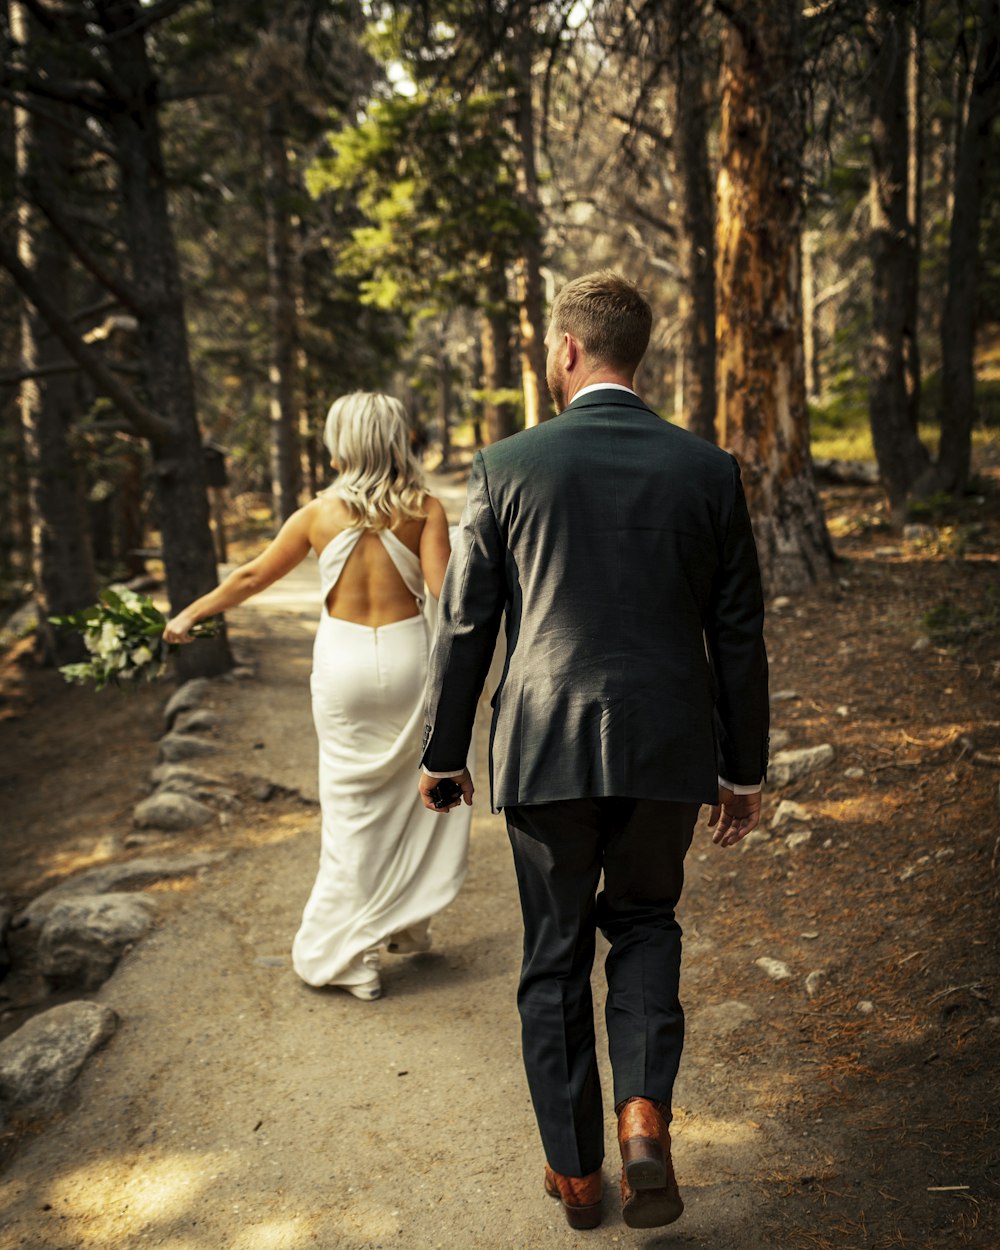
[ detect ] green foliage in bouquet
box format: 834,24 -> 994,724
50,587 -> 220,690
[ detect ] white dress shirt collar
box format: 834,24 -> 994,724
571,382 -> 638,402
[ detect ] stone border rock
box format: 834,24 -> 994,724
0,1002 -> 118,1132
2,666 -> 250,1154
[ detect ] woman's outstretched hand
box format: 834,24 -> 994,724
707,787 -> 762,847
163,611 -> 198,644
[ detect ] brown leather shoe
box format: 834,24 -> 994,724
617,1096 -> 669,1189
543,1163 -> 603,1229
620,1165 -> 684,1229
617,1097 -> 683,1228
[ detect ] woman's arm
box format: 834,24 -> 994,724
164,504 -> 314,642
418,495 -> 452,599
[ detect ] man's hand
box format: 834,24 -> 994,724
707,787 -> 762,848
418,768 -> 474,813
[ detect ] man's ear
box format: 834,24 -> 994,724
564,333 -> 579,370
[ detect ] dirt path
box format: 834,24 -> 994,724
1,472 -> 997,1250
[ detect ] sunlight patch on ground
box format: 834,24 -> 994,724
309,1196 -> 407,1242
45,1150 -> 227,1236
671,1109 -> 761,1147
232,1218 -> 314,1250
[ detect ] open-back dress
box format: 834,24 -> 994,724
291,525 -> 471,989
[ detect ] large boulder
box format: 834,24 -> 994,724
149,765 -> 237,808
172,708 -> 221,735
693,1001 -> 758,1036
149,763 -> 227,789
163,678 -> 211,728
17,852 -> 226,927
0,1002 -> 118,1131
38,893 -> 157,990
157,733 -> 218,764
769,745 -> 834,787
0,899 -> 11,981
133,791 -> 214,831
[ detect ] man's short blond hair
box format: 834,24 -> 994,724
550,269 -> 652,373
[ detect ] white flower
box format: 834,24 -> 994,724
96,621 -> 125,658
110,584 -> 143,610
132,645 -> 154,668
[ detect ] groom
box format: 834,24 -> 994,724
418,270 -> 768,1230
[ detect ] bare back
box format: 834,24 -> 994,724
308,492 -> 450,628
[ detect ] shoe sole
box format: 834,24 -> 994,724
621,1136 -> 666,1190
621,1189 -> 683,1230
341,980 -> 382,1001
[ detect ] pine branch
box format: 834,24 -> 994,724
0,88 -> 116,156
2,69 -> 115,115
0,359 -> 141,385
95,0 -> 194,45
0,235 -> 173,445
27,184 -> 142,314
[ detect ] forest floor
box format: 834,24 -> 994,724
0,464 -> 998,1250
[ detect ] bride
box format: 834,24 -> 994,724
165,392 -> 472,1000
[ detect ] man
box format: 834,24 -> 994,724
418,270 -> 768,1230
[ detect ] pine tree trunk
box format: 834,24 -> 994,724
511,34 -> 549,427
802,231 -> 821,400
715,0 -> 833,593
935,0 -> 1000,493
437,351 -> 453,468
264,100 -> 300,522
12,2 -> 95,664
101,4 -> 230,679
868,3 -> 929,518
0,414 -> 31,588
481,267 -> 517,443
906,0 -> 925,430
668,0 -> 717,442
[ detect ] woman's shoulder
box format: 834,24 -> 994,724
309,490 -> 351,521
420,492 -> 446,520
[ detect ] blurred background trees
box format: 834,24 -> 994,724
2,0 -> 998,654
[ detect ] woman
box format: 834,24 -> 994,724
165,393 -> 472,1001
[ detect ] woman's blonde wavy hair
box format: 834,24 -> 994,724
323,392 -> 427,530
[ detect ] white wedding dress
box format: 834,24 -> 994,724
291,526 -> 471,989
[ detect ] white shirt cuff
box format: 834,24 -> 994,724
719,776 -> 763,795
422,767 -> 466,778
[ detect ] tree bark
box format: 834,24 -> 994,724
511,30 -> 549,427
666,0 -> 717,441
480,265 -> 517,444
934,0 -> 1000,493
12,1 -> 96,664
867,2 -> 930,519
715,0 -> 833,593
906,0 -> 924,431
99,1 -> 230,679
264,99 -> 301,522
437,349 -> 453,469
802,231 -> 821,400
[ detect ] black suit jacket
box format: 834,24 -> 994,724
421,388 -> 769,809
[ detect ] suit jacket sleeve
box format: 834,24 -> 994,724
704,456 -> 770,786
421,452 -> 506,772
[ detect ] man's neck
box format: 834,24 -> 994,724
564,370 -> 635,406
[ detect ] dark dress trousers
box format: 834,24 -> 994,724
422,388 -> 769,1176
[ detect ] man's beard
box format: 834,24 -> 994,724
546,363 -> 566,411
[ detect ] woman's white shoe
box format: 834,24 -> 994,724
341,974 -> 382,1001
386,924 -> 432,954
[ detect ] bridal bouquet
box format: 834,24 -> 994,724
51,587 -> 220,690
